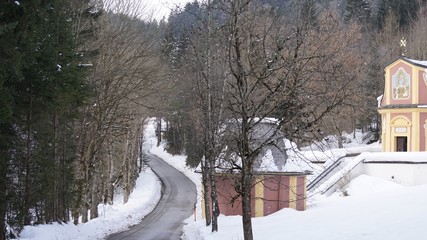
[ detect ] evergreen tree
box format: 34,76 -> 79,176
344,0 -> 371,25
376,0 -> 421,29
0,6 -> 22,236
0,0 -> 88,236
301,0 -> 319,27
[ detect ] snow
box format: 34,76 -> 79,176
259,149 -> 279,172
19,119 -> 427,240
405,57 -> 427,67
20,169 -> 161,240
180,131 -> 426,240
345,174 -> 404,196
313,153 -> 366,195
19,119 -> 163,240
183,174 -> 427,240
377,94 -> 383,107
363,152 -> 427,163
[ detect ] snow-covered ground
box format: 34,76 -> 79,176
19,119 -> 164,240
19,120 -> 427,240
183,174 -> 427,240
19,168 -> 161,240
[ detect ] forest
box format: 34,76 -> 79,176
1,0 -> 427,239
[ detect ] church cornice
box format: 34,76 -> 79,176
378,104 -> 424,110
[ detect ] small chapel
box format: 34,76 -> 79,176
378,57 -> 427,152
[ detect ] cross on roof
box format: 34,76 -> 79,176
400,37 -> 407,56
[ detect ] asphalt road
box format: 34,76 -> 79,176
107,153 -> 197,240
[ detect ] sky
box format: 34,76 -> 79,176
107,0 -> 195,21
19,118 -> 427,240
146,0 -> 195,21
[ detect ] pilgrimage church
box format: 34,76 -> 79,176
378,57 -> 427,152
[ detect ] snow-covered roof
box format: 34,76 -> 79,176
212,137 -> 314,174
403,58 -> 427,68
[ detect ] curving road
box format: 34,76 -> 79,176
107,153 -> 197,240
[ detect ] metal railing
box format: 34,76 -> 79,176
307,153 -> 361,192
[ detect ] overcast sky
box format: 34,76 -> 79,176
147,0 -> 194,21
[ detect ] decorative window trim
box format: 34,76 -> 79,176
392,67 -> 410,100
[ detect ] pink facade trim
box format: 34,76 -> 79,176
390,112 -> 412,121
419,70 -> 427,104
278,176 -> 290,209
263,176 -> 280,215
296,177 -> 305,211
389,62 -> 412,105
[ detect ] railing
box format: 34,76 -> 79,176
321,155 -> 364,195
307,153 -> 361,192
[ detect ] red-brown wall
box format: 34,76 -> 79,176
211,174 -> 306,217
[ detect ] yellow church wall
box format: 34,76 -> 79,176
379,108 -> 427,152
385,68 -> 390,105
254,176 -> 264,217
391,114 -> 412,152
421,113 -> 427,151
412,111 -> 420,151
380,58 -> 427,152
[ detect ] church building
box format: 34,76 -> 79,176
378,57 -> 427,152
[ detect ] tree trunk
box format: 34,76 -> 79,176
241,169 -> 253,240
139,136 -> 143,173
210,171 -> 220,232
123,137 -> 130,204
201,159 -> 211,226
0,147 -> 7,240
108,155 -> 115,205
90,180 -> 99,220
157,118 -> 162,147
337,134 -> 344,148
73,177 -> 83,224
82,203 -> 89,223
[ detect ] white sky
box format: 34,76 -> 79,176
146,0 -> 195,21
107,0 -> 195,21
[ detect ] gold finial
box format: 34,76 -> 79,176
400,37 -> 407,56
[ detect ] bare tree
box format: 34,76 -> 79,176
72,0 -> 164,223
212,1 -> 365,239
168,1 -> 227,230
407,5 -> 427,59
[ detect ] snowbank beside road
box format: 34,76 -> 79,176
20,169 -> 161,240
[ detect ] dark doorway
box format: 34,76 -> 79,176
396,137 -> 408,152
